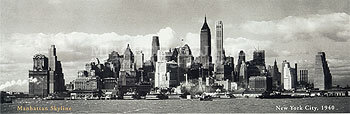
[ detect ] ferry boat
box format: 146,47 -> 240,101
258,92 -> 304,99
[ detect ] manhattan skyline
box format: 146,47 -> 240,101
1,0 -> 350,92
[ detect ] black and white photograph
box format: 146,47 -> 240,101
1,0 -> 350,113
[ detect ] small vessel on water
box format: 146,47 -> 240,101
123,92 -> 141,100
199,95 -> 213,101
218,93 -> 234,99
145,93 -> 168,100
44,95 -> 65,100
258,91 -> 304,99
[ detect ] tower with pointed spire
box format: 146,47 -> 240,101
119,44 -> 137,86
199,16 -> 212,69
271,59 -> 281,90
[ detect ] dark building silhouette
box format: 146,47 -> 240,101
247,50 -> 267,78
223,56 -> 234,81
151,36 -> 160,65
252,50 -> 265,66
299,69 -> 309,87
290,63 -> 298,88
314,52 -> 332,90
245,50 -> 268,90
199,16 -> 212,69
270,60 -> 281,90
29,54 -> 49,97
143,60 -> 154,84
107,51 -> 122,79
236,50 -> 246,82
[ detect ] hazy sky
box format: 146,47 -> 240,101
1,0 -> 350,92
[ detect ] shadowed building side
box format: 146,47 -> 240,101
313,52 -> 332,90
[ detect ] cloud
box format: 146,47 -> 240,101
238,13 -> 350,42
0,79 -> 28,91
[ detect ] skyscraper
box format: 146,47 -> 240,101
271,60 -> 281,90
282,61 -> 292,90
48,45 -> 65,94
215,21 -> 224,64
300,70 -> 309,86
281,60 -> 287,87
151,36 -> 160,63
177,44 -> 194,82
314,52 -> 332,90
29,54 -> 49,97
155,51 -> 179,88
199,16 -> 212,69
107,51 -> 122,78
215,21 -> 225,80
48,45 -> 57,94
252,50 -> 265,66
236,50 -> 246,82
239,61 -> 248,88
135,51 -> 144,70
119,44 -> 137,86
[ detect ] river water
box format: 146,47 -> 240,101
1,97 -> 349,113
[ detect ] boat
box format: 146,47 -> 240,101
145,93 -> 168,100
258,92 -> 304,99
44,96 -> 65,100
123,92 -> 141,100
199,95 -> 213,101
218,93 -> 234,99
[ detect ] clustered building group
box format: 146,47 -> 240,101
28,17 -> 333,98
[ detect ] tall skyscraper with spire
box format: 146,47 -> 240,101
119,44 -> 137,86
199,16 -> 212,69
271,60 -> 281,89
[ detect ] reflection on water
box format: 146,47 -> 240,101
1,97 -> 349,113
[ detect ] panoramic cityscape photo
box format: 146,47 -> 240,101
1,0 -> 350,113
